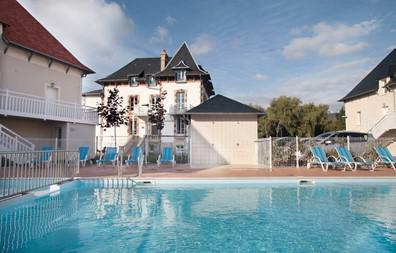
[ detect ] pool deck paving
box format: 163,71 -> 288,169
78,164 -> 396,178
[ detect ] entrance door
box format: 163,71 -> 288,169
46,85 -> 59,102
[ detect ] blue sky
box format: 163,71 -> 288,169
19,0 -> 396,111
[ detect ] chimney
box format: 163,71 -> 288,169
160,49 -> 167,71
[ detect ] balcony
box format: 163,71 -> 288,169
131,106 -> 149,117
169,104 -> 194,114
0,89 -> 98,125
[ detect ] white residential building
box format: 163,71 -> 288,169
341,49 -> 396,139
96,42 -> 215,150
0,0 -> 97,154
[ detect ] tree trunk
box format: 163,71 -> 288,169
114,126 -> 117,148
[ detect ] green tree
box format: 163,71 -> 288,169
254,97 -> 346,138
147,91 -> 167,135
97,88 -> 128,147
266,96 -> 302,137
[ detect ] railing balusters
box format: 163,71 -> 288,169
0,150 -> 79,199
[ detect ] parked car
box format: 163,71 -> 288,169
313,131 -> 374,154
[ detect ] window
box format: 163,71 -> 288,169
175,70 -> 186,82
129,96 -> 138,111
356,111 -> 361,126
129,77 -> 138,87
175,145 -> 184,155
150,95 -> 160,106
148,76 -> 156,87
129,118 -> 138,135
175,91 -> 186,111
175,117 -> 186,134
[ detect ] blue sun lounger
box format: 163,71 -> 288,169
335,146 -> 374,171
374,145 -> 396,170
96,147 -> 118,167
79,146 -> 90,167
125,146 -> 144,166
157,147 -> 175,168
309,146 -> 345,172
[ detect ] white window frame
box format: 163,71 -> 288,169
129,77 -> 138,87
148,76 -> 157,87
176,70 -> 187,82
175,117 -> 186,135
129,96 -> 138,111
175,91 -> 186,111
130,118 -> 138,135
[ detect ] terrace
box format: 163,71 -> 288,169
0,89 -> 98,125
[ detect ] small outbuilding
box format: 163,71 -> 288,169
186,95 -> 263,167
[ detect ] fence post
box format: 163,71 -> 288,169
269,136 -> 272,171
347,136 -> 350,151
118,147 -> 123,177
296,136 -> 299,168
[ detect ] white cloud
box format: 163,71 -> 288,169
283,20 -> 379,59
253,73 -> 269,81
191,34 -> 215,55
237,58 -> 373,112
150,26 -> 171,43
18,0 -> 135,90
330,58 -> 373,70
165,16 -> 176,25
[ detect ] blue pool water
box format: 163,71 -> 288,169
1,180 -> 396,252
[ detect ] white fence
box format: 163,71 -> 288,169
0,89 -> 98,124
0,150 -> 79,199
257,136 -> 396,169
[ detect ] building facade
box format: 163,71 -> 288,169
341,49 -> 396,138
96,42 -> 214,150
0,0 -> 97,154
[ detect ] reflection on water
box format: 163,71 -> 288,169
0,191 -> 79,252
0,183 -> 395,252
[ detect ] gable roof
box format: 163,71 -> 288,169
186,95 -> 263,115
0,0 -> 94,74
82,89 -> 103,97
97,57 -> 165,83
156,42 -> 208,77
340,49 -> 396,102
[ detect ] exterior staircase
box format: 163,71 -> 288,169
0,123 -> 35,152
368,112 -> 396,138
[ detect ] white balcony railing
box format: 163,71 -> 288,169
131,106 -> 149,116
0,89 -> 98,125
169,104 -> 194,114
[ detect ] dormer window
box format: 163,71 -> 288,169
148,76 -> 156,87
176,70 -> 186,82
129,77 -> 138,87
172,60 -> 189,82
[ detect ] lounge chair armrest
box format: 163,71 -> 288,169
328,155 -> 338,162
354,156 -> 367,163
339,156 -> 349,163
312,155 -> 322,163
380,155 -> 392,163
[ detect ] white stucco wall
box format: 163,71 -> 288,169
344,79 -> 396,132
0,40 -> 84,104
101,79 -> 205,141
190,114 -> 258,167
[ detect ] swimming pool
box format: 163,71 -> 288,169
1,179 -> 396,252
